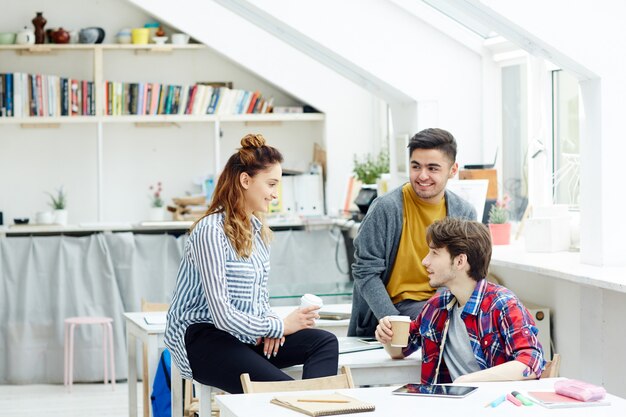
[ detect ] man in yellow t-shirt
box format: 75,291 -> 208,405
348,128 -> 476,337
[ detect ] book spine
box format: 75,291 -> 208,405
157,84 -> 167,115
36,75 -> 44,116
60,78 -> 68,116
207,88 -> 220,114
164,85 -> 174,114
5,73 -> 13,117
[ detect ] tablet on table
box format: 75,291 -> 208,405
392,384 -> 478,398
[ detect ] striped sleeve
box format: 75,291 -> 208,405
190,224 -> 284,339
261,282 -> 282,323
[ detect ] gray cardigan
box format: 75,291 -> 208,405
348,186 -> 476,336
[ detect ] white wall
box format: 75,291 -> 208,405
249,0 -> 486,167
492,265 -> 626,397
479,0 -> 626,266
1,0 -> 489,220
0,0 -> 326,222
129,0 -> 388,216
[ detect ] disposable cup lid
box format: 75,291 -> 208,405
301,293 -> 323,305
388,315 -> 411,322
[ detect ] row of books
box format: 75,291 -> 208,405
104,82 -> 274,116
0,73 -> 278,118
0,73 -> 95,117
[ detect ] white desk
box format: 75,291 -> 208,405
124,312 -> 166,417
124,311 -> 420,417
272,303 -> 351,337
283,342 -> 421,386
216,378 -> 626,417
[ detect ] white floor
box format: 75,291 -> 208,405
0,382 -> 142,417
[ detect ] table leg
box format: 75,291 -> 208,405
146,336 -> 159,417
142,345 -> 149,417
127,328 -> 138,417
199,384 -> 213,417
171,363 -> 183,417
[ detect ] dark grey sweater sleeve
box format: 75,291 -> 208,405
351,197 -> 401,320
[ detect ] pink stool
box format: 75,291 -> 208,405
64,316 -> 115,391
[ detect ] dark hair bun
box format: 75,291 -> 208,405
240,134 -> 266,149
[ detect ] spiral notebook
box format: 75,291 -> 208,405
270,393 -> 375,416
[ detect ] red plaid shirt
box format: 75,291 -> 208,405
402,279 -> 545,384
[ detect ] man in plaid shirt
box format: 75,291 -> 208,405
375,217 -> 545,384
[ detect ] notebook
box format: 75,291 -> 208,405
527,391 -> 611,409
271,393 -> 375,416
318,311 -> 351,320
337,337 -> 383,354
143,313 -> 167,325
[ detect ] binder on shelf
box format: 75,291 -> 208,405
279,175 -> 296,215
294,174 -> 324,216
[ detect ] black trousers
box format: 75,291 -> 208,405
185,323 -> 339,394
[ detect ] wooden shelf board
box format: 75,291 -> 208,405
0,114 -> 324,125
0,43 -> 206,52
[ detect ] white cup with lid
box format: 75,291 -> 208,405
300,293 -> 323,310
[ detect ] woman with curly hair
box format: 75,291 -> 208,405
165,134 -> 338,393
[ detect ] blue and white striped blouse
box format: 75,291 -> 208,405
164,212 -> 284,379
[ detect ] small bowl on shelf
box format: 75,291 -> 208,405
0,32 -> 16,45
79,27 -> 105,44
116,28 -> 132,44
152,36 -> 168,45
14,218 -> 30,225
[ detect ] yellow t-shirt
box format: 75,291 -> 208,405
386,183 -> 447,303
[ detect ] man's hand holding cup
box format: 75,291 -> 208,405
376,315 -> 411,347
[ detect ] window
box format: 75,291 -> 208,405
501,64 -> 528,221
551,70 -> 580,208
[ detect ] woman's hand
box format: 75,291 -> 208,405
262,337 -> 285,358
283,305 -> 320,336
375,316 -> 394,344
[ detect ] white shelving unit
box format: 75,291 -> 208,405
0,44 -> 325,222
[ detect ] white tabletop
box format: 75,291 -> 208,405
272,303 -> 351,328
124,304 -> 351,332
216,378 -> 626,417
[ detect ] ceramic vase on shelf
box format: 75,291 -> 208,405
489,223 -> 511,245
32,12 -> 47,44
148,207 -> 165,222
54,209 -> 68,226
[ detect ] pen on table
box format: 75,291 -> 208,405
511,391 -> 534,406
506,393 -> 522,406
297,399 -> 350,403
484,394 -> 506,408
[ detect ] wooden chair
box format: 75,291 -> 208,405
542,353 -> 561,378
141,299 -> 169,313
240,366 -> 354,394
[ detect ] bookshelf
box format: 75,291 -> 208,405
0,43 -> 325,222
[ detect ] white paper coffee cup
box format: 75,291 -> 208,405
389,315 -> 411,347
300,293 -> 323,309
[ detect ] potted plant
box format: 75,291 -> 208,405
148,182 -> 165,221
47,186 -> 68,225
352,150 -> 389,185
488,194 -> 511,245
